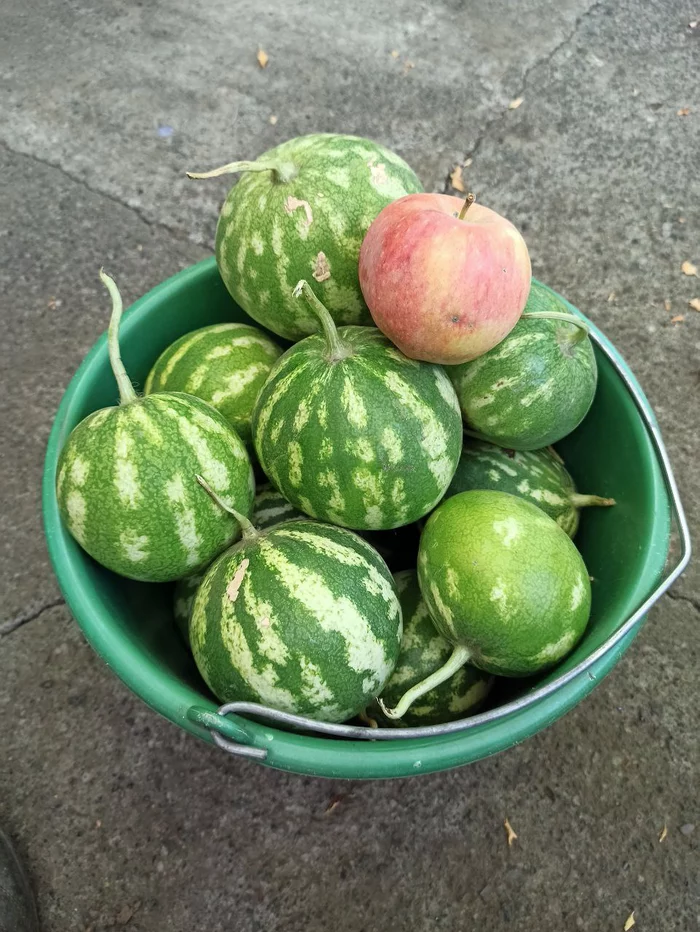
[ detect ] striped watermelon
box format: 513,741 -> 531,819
371,570 -> 493,727
188,133 -> 423,341
190,508 -> 403,723
448,282 -> 597,450
251,281 -> 463,530
251,483 -> 304,529
173,483 -> 304,644
446,440 -> 615,537
56,272 -> 255,583
144,323 -> 282,449
382,490 -> 591,719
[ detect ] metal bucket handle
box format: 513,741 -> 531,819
190,330 -> 692,761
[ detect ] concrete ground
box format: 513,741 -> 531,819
1,0 -> 698,928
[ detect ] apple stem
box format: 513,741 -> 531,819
458,192 -> 476,220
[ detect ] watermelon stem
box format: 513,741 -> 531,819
457,192 -> 476,220
293,280 -> 351,362
521,311 -> 589,345
100,269 -> 137,405
195,475 -> 258,540
378,645 -> 472,720
186,160 -> 298,183
569,493 -> 616,508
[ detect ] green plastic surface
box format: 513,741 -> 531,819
42,258 -> 671,779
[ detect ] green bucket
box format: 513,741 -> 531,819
42,258 -> 690,779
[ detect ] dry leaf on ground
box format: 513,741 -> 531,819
671,314 -> 685,323
504,818 -> 518,845
403,60 -> 415,73
659,823 -> 668,842
508,97 -> 523,110
324,793 -> 347,815
450,165 -> 466,192
681,260 -> 698,277
624,911 -> 636,931
689,298 -> 700,312
677,107 -> 690,116
257,48 -> 269,68
664,299 -> 672,311
678,217 -> 686,223
608,291 -> 616,302
390,49 -> 400,58
269,114 -> 278,125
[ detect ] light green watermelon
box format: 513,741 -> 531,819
251,281 -> 463,530
56,272 -> 255,583
144,323 -> 282,449
190,505 -> 403,723
188,133 -> 423,340
370,570 -> 493,727
445,440 -> 615,537
381,490 -> 591,719
448,281 -> 597,450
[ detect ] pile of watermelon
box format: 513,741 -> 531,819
56,133 -> 616,729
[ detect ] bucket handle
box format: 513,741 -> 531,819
195,329 -> 692,760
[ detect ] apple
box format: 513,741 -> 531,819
358,192 -> 531,364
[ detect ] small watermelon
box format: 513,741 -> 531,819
381,490 -> 591,719
370,570 -> 493,727
188,133 -> 423,340
56,272 -> 255,583
190,480 -> 403,723
448,282 -> 597,450
251,483 -> 304,529
144,323 -> 282,449
251,281 -> 463,530
446,440 -> 615,537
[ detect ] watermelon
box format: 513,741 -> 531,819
144,323 -> 282,449
56,272 -> 255,583
381,490 -> 591,719
445,440 -> 615,537
448,282 -> 597,450
370,570 -> 493,727
190,484 -> 403,722
251,483 -> 304,529
251,281 -> 463,530
173,573 -> 203,643
188,133 -> 423,340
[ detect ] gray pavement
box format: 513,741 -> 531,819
1,1 -> 698,929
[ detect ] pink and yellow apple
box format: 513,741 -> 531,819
358,193 -> 531,364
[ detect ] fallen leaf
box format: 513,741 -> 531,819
689,20 -> 698,29
95,819 -> 102,829
464,157 -> 473,167
664,299 -> 672,312
403,60 -> 415,73
659,823 -> 668,842
624,911 -> 636,931
681,260 -> 698,276
47,296 -> 63,310
671,314 -> 685,323
390,49 -> 400,59
450,165 -> 466,192
608,291 -> 616,302
689,298 -> 700,312
508,97 -> 524,110
677,107 -> 690,116
269,114 -> 278,125
256,48 -> 269,68
678,217 -> 686,223
324,793 -> 347,815
504,818 -> 518,846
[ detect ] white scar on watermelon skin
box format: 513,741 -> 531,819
258,539 -> 395,678
284,196 -> 314,239
311,251 -> 331,282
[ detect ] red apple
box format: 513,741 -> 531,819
358,192 -> 531,364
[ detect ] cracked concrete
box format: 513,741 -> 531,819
1,1 -> 698,930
